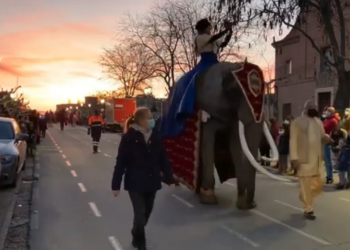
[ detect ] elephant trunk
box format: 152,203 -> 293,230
260,122 -> 279,166
238,121 -> 290,182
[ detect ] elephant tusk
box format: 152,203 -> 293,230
238,121 -> 291,182
263,122 -> 279,166
260,156 -> 275,162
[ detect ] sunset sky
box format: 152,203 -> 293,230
0,0 -> 279,110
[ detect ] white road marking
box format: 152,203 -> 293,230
70,170 -> 77,177
30,211 -> 39,229
221,224 -> 260,247
66,161 -> 71,166
251,210 -> 331,245
59,150 -> 63,153
114,142 -> 118,145
89,202 -> 102,217
274,200 -> 304,212
57,146 -> 60,150
339,197 -> 350,202
104,153 -> 112,157
171,194 -> 194,208
107,140 -> 111,142
78,183 -> 87,192
62,154 -> 66,159
108,236 -> 123,250
98,150 -> 101,152
283,182 -> 298,186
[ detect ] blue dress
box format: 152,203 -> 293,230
160,52 -> 218,138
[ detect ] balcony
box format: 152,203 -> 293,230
316,71 -> 337,87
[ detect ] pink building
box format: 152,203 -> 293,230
272,12 -> 350,120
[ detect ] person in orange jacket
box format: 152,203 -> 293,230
88,110 -> 105,153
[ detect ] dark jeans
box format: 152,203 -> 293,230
60,121 -> 64,130
129,191 -> 156,243
91,132 -> 101,152
41,129 -> 46,138
260,146 -> 270,165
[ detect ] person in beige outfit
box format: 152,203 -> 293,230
290,100 -> 329,220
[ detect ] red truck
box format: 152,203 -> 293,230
105,98 -> 136,132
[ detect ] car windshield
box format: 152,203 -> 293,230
0,121 -> 15,140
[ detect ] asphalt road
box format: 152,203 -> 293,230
30,124 -> 350,250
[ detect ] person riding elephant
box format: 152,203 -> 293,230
160,18 -> 233,137
160,19 -> 290,210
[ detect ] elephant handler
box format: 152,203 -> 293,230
290,99 -> 330,220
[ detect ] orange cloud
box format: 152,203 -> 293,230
68,71 -> 97,78
1,9 -> 65,28
0,22 -> 112,56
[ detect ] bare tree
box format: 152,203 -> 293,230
119,10 -> 181,94
92,90 -> 124,100
118,0 -> 254,95
219,0 -> 350,110
100,43 -> 156,98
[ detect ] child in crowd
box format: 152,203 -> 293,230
277,120 -> 290,175
330,129 -> 346,167
335,134 -> 350,189
330,128 -> 350,189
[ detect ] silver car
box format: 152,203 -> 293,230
0,117 -> 28,187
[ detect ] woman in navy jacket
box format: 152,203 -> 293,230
111,107 -> 174,250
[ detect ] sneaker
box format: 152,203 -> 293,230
326,178 -> 333,184
304,211 -> 316,220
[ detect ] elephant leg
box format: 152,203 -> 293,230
243,122 -> 262,208
199,120 -> 218,205
229,121 -> 247,210
230,121 -> 260,210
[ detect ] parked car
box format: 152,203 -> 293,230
0,117 -> 29,187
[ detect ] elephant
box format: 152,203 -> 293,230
194,61 -> 291,209
162,61 -> 290,211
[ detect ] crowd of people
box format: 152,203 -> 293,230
262,105 -> 350,191
0,105 -> 55,155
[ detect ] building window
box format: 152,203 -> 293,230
286,60 -> 292,75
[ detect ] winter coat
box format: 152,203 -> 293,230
111,127 -> 174,192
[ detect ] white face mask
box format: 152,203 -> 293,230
325,111 -> 331,117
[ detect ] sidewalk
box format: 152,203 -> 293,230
263,164 -> 341,184
1,157 -> 36,250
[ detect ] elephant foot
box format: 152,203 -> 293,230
236,197 -> 257,210
199,188 -> 218,205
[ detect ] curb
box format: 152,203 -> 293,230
0,157 -> 36,250
0,172 -> 24,250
